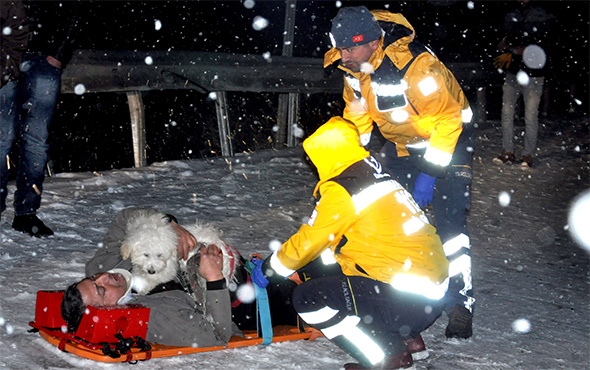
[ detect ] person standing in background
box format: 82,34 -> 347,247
493,0 -> 555,167
1,0 -> 29,227
0,1 -> 82,237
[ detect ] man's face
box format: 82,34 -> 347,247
77,272 -> 128,306
337,40 -> 379,72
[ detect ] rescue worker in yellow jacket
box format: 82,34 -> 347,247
324,6 -> 475,339
250,117 -> 449,370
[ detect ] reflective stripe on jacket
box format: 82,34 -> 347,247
271,117 -> 449,296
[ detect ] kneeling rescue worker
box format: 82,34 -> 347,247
250,117 -> 449,369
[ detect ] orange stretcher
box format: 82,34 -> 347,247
29,291 -> 320,363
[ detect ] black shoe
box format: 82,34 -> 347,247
12,214 -> 54,238
492,149 -> 515,164
520,154 -> 533,168
445,305 -> 473,339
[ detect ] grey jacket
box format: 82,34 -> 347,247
85,207 -> 238,347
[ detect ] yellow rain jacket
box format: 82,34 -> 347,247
324,10 -> 471,174
270,117 -> 449,298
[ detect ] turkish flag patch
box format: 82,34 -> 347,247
352,35 -> 364,43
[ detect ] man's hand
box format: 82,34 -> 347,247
493,53 -> 512,69
46,55 -> 62,69
171,222 -> 198,260
199,244 -> 224,282
412,172 -> 436,208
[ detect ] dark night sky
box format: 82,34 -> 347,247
22,1 -> 589,173
73,1 -> 588,62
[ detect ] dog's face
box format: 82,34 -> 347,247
127,244 -> 175,275
121,214 -> 179,277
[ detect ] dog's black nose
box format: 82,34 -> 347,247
148,269 -> 156,274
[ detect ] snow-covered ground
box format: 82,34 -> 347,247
1,116 -> 588,369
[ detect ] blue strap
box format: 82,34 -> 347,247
246,261 -> 273,345
254,283 -> 273,345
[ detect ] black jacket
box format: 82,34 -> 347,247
0,0 -> 29,86
503,3 -> 555,77
24,0 -> 83,68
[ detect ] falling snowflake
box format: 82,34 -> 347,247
498,191 -> 511,207
236,283 -> 256,304
568,189 -> 590,252
243,0 -> 255,10
269,239 -> 282,252
516,71 -> 529,86
252,16 -> 269,31
292,124 -> 305,138
512,318 -> 531,333
74,84 -> 86,95
360,62 -> 374,74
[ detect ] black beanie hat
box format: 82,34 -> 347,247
330,6 -> 382,48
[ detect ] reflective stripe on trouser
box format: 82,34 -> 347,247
292,275 -> 444,368
380,126 -> 475,313
432,128 -> 474,312
442,233 -> 474,312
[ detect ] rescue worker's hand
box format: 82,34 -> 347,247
171,222 -> 198,260
250,257 -> 269,288
413,172 -> 436,208
493,53 -> 512,69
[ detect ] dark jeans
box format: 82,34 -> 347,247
0,54 -> 61,215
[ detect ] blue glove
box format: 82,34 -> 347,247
412,172 -> 436,208
250,257 -> 269,288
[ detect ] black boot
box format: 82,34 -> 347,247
12,214 -> 54,238
445,304 -> 473,339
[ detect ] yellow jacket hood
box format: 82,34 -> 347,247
303,117 -> 370,191
324,10 -> 416,68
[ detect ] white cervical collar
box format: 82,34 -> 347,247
108,268 -> 135,305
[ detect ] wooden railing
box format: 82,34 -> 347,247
60,49 -> 488,167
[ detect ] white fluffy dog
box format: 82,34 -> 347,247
120,211 -> 238,295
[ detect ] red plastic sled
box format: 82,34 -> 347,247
30,291 -> 320,363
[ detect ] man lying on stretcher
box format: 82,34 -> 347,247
60,207 -> 303,347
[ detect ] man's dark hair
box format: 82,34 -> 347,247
61,282 -> 86,332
